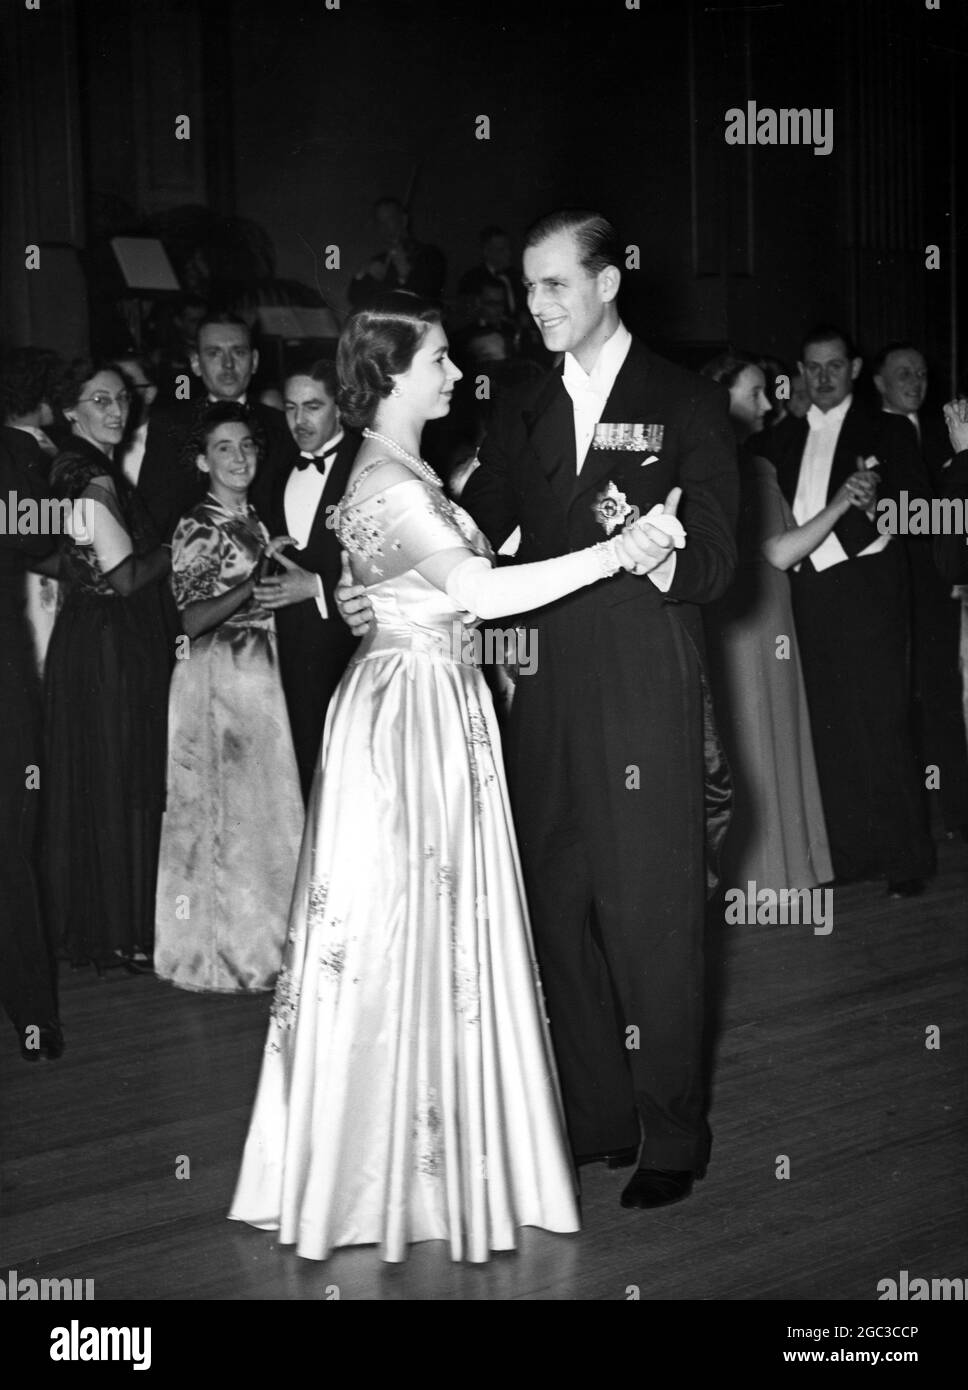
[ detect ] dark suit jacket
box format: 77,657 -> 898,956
0,427 -> 56,578
933,452 -> 968,584
918,411 -> 954,491
263,432 -> 361,794
263,431 -> 360,613
138,398 -> 299,540
460,332 -> 738,904
457,263 -> 526,317
462,336 -> 739,626
758,401 -> 930,560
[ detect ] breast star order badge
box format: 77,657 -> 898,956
592,480 -> 633,535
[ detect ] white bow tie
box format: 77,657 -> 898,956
807,405 -> 840,430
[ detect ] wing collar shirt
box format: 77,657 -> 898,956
283,428 -> 344,619
562,321 -> 674,591
793,395 -> 889,571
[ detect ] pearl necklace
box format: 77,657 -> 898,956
362,428 -> 442,488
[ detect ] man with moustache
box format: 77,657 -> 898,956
339,209 -> 738,1210
759,326 -> 935,894
138,313 -> 298,541
255,361 -> 359,798
872,342 -> 968,841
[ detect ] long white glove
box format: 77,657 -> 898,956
445,505 -> 686,621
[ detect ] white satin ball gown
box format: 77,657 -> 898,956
229,462 -> 580,1263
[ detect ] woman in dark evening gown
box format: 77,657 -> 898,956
43,363 -> 171,974
701,353 -> 833,892
701,353 -> 878,893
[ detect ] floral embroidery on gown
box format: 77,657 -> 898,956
154,496 -> 304,992
229,469 -> 580,1262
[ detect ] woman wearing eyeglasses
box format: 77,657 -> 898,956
43,361 -> 171,976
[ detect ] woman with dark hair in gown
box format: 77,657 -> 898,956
43,362 -> 171,975
154,402 -> 303,993
230,293 -> 676,1263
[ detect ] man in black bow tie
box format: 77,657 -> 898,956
255,360 -> 359,798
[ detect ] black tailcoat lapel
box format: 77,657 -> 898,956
521,368 -> 576,515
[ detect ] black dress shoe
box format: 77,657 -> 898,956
575,1146 -> 639,1169
620,1167 -> 694,1209
887,878 -> 925,898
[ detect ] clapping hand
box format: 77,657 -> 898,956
613,488 -> 684,575
254,536 -> 319,608
836,468 -> 879,512
943,398 -> 968,455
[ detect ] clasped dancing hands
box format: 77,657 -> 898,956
611,486 -> 685,574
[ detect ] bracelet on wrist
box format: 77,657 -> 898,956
592,537 -> 623,579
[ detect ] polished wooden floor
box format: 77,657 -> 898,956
2,837 -> 966,1302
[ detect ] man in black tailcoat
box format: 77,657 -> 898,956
759,326 -> 935,894
0,392 -> 62,1060
254,360 -> 359,799
872,343 -> 968,840
138,312 -> 298,541
934,399 -> 968,586
459,210 -> 738,1209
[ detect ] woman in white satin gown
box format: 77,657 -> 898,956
229,293 -> 661,1263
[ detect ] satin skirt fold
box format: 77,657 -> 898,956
229,643 -> 580,1263
154,616 -> 303,993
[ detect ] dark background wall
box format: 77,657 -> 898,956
1,0 -> 965,385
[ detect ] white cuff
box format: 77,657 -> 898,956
648,551 -> 677,592
314,573 -> 328,620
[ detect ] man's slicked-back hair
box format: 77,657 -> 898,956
800,323 -> 858,363
523,209 -> 622,277
870,340 -> 923,377
286,357 -> 339,399
195,311 -> 253,349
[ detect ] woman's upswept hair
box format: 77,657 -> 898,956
337,292 -> 441,430
0,347 -> 66,421
700,350 -> 761,392
180,400 -> 266,473
55,358 -> 126,412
